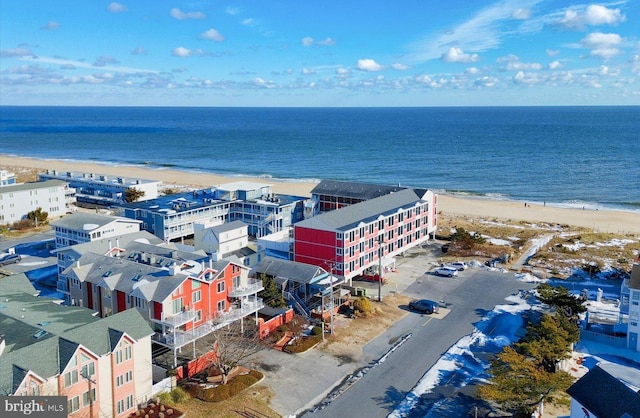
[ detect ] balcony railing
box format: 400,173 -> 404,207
152,321 -> 215,349
213,298 -> 264,324
228,279 -> 264,297
152,309 -> 197,327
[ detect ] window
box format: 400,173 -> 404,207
192,280 -> 201,289
117,399 -> 125,414
115,350 -> 123,364
195,310 -> 202,321
116,375 -> 124,387
124,344 -> 132,361
82,388 -> 96,407
193,290 -> 201,303
126,394 -> 134,410
217,281 -> 225,293
64,370 -> 78,387
68,396 -> 80,413
125,370 -> 133,383
81,362 -> 95,378
217,300 -> 226,312
172,298 -> 184,313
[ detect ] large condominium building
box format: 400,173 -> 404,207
39,169 -> 160,206
294,188 -> 437,283
0,274 -> 154,418
310,179 -> 409,214
0,179 -> 73,225
121,181 -> 309,242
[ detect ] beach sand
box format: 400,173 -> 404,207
2,154 -> 639,234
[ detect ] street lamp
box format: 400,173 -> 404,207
377,237 -> 385,302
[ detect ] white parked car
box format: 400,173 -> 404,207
435,267 -> 458,277
448,262 -> 468,271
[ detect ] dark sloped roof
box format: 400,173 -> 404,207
311,180 -> 407,200
295,188 -> 426,232
253,257 -> 327,285
567,364 -> 640,418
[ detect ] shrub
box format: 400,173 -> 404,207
170,387 -> 190,403
285,335 -> 322,353
311,326 -> 323,336
353,297 -> 372,315
192,370 -> 262,402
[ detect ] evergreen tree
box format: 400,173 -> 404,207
258,273 -> 286,308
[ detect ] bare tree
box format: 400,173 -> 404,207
203,319 -> 264,385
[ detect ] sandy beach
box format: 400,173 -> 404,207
2,154 -> 639,235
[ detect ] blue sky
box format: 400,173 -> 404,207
1,1 -> 638,106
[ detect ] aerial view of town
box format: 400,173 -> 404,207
1,1 -> 639,418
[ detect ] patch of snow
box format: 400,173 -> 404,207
515,272 -> 546,283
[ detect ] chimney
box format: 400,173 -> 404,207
76,260 -> 80,268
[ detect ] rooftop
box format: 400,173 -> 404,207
40,169 -> 160,186
0,179 -> 68,194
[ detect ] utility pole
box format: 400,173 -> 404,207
378,237 -> 384,302
81,371 -> 96,418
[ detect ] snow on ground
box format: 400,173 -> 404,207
389,293 -> 535,418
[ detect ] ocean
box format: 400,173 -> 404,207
1,106 -> 638,212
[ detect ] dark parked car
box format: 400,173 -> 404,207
408,299 -> 440,314
0,254 -> 21,267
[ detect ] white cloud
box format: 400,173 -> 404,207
172,46 -> 206,57
356,58 -> 383,72
19,55 -> 157,74
441,47 -> 479,63
391,63 -> 410,70
0,47 -> 34,57
407,0 -> 544,63
301,37 -> 335,47
466,67 -> 481,75
170,8 -> 206,20
560,5 -> 625,29
497,54 -> 542,70
131,47 -> 147,55
512,8 -> 530,20
302,68 -> 316,75
546,48 -> 560,57
548,60 -> 563,69
199,29 -> 224,41
107,2 -> 127,13
513,70 -> 539,84
94,56 -> 119,67
242,18 -> 255,26
336,67 -> 350,77
226,6 -> 239,15
580,32 -> 622,60
41,21 -> 60,30
474,75 -> 498,87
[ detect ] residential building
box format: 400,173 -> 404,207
310,179 -> 410,214
121,181 -> 309,241
61,244 -> 263,366
39,169 -> 160,206
52,230 -> 164,305
627,263 -> 640,351
194,220 -> 260,267
0,169 -> 17,186
0,180 -> 73,225
566,362 -> 640,418
294,188 -> 437,283
51,212 -> 142,249
0,274 -> 154,418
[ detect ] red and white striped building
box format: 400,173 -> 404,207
293,188 -> 437,282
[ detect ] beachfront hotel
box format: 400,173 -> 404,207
294,188 -> 437,283
120,181 -> 309,242
39,169 -> 160,207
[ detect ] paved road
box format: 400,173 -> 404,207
299,269 -> 536,418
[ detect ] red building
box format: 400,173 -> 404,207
294,188 -> 437,283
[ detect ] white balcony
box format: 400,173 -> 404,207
228,279 -> 264,297
213,298 -> 264,325
152,321 -> 215,349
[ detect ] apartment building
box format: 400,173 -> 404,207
0,274 -> 154,418
0,180 -> 73,225
294,188 -> 437,283
39,169 -> 160,206
51,212 -> 142,248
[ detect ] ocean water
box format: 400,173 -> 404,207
1,106 -> 638,212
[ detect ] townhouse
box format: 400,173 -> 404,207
61,244 -> 263,366
293,188 -> 437,283
0,274 -> 154,418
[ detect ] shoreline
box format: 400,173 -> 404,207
2,154 -> 639,234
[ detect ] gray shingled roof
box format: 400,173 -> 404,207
0,275 -> 153,395
311,180 -> 408,200
296,188 -> 425,232
253,256 -> 328,285
566,364 -> 640,418
51,212 -> 139,231
0,179 -> 68,194
629,263 -> 640,290
211,220 -> 248,235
